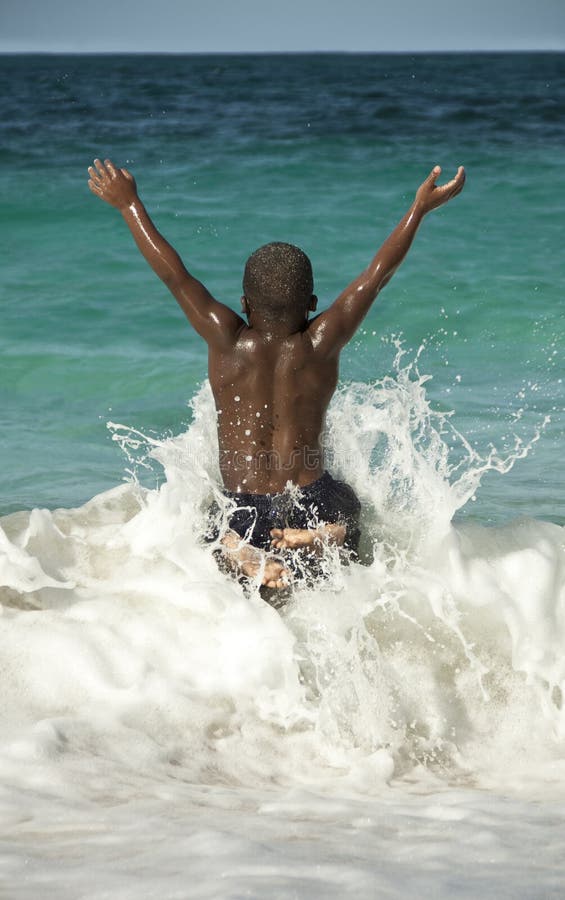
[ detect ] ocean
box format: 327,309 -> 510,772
1,52 -> 564,897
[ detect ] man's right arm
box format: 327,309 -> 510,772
88,159 -> 245,347
308,165 -> 465,355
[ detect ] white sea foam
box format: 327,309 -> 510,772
1,358 -> 564,897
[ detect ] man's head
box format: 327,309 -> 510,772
242,242 -> 316,324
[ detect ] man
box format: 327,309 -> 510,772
88,159 -> 465,588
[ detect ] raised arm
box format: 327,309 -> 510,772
87,159 -> 244,347
308,165 -> 465,354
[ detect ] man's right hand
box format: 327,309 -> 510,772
88,158 -> 139,210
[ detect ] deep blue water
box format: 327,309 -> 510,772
1,53 -> 564,523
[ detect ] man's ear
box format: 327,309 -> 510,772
241,295 -> 250,316
309,294 -> 318,312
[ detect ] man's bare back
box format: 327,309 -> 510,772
88,159 -> 465,588
211,322 -> 337,494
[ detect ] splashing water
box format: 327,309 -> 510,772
1,345 -> 565,898
1,346 -> 563,803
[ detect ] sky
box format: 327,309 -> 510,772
0,0 -> 564,53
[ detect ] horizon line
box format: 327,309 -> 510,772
1,47 -> 564,56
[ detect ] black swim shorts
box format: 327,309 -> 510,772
218,471 -> 361,555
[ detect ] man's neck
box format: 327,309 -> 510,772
247,315 -> 308,338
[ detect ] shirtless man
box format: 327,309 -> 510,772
88,160 -> 465,588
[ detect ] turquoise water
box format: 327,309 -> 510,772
1,53 -> 564,522
2,54 -> 565,900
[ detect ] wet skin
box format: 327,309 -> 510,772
88,160 -> 465,582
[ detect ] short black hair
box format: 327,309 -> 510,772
243,242 -> 313,322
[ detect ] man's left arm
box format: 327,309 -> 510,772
308,165 -> 465,355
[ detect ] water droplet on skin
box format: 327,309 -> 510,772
256,412 -> 261,417
234,396 -> 240,402
245,429 -> 251,436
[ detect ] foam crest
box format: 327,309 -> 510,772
0,355 -> 563,797
325,341 -> 549,554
